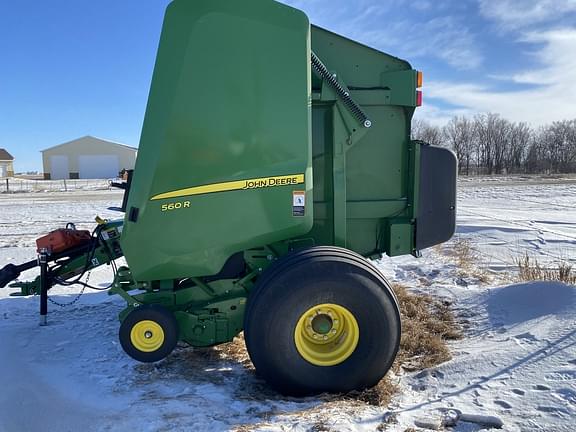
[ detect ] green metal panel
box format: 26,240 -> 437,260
308,26 -> 419,257
121,0 -> 312,281
384,220 -> 414,256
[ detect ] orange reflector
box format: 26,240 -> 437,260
417,71 -> 423,88
416,91 -> 423,107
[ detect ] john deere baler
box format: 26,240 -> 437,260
0,0 -> 456,395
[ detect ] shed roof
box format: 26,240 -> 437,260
41,135 -> 137,153
0,149 -> 14,161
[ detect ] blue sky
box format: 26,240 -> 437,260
1,0 -> 575,172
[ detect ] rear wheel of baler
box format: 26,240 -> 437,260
119,305 -> 179,363
244,246 -> 401,396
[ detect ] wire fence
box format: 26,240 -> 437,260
0,178 -> 114,194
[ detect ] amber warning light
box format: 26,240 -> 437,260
416,71 -> 423,106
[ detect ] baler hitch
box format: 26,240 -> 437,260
0,241 -> 95,290
0,220 -> 124,323
0,263 -> 27,289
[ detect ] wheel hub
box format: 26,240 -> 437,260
294,303 -> 359,366
130,320 -> 165,352
311,314 -> 333,335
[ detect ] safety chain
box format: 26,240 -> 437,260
48,271 -> 90,308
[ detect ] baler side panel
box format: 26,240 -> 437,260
310,26 -> 417,257
122,0 -> 312,281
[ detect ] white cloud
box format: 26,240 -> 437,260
411,0 -> 432,12
511,29 -> 576,84
280,0 -> 575,125
279,0 -> 482,71
425,28 -> 576,125
479,0 -> 576,29
344,16 -> 482,70
414,102 -> 473,126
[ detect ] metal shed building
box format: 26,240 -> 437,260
0,149 -> 15,178
42,136 -> 137,180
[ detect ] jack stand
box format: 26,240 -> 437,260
39,249 -> 49,326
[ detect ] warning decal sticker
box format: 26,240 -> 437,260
293,191 -> 305,217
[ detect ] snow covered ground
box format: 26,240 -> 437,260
0,178 -> 575,432
457,177 -> 576,271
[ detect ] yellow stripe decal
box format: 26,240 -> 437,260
150,174 -> 305,201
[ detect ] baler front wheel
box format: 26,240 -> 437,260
244,246 -> 401,396
119,305 -> 179,363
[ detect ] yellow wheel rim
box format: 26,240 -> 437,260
130,320 -> 165,352
294,303 -> 359,367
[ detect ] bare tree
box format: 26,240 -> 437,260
529,120 -> 576,173
526,127 -> 547,174
413,113 -> 576,176
444,116 -> 474,175
411,118 -> 444,147
548,120 -> 576,172
473,114 -> 491,174
507,122 -> 532,173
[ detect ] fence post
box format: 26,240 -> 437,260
63,179 -> 67,192
5,178 -> 8,193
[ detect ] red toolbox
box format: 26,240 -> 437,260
36,229 -> 92,254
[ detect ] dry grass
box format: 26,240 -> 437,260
345,284 -> 462,406
214,333 -> 253,367
393,284 -> 462,371
231,426 -> 262,432
516,253 -> 576,284
343,376 -> 400,407
308,421 -> 334,432
451,238 -> 491,283
453,237 -> 478,270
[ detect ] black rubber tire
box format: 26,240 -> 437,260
119,305 -> 179,363
244,246 -> 401,396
